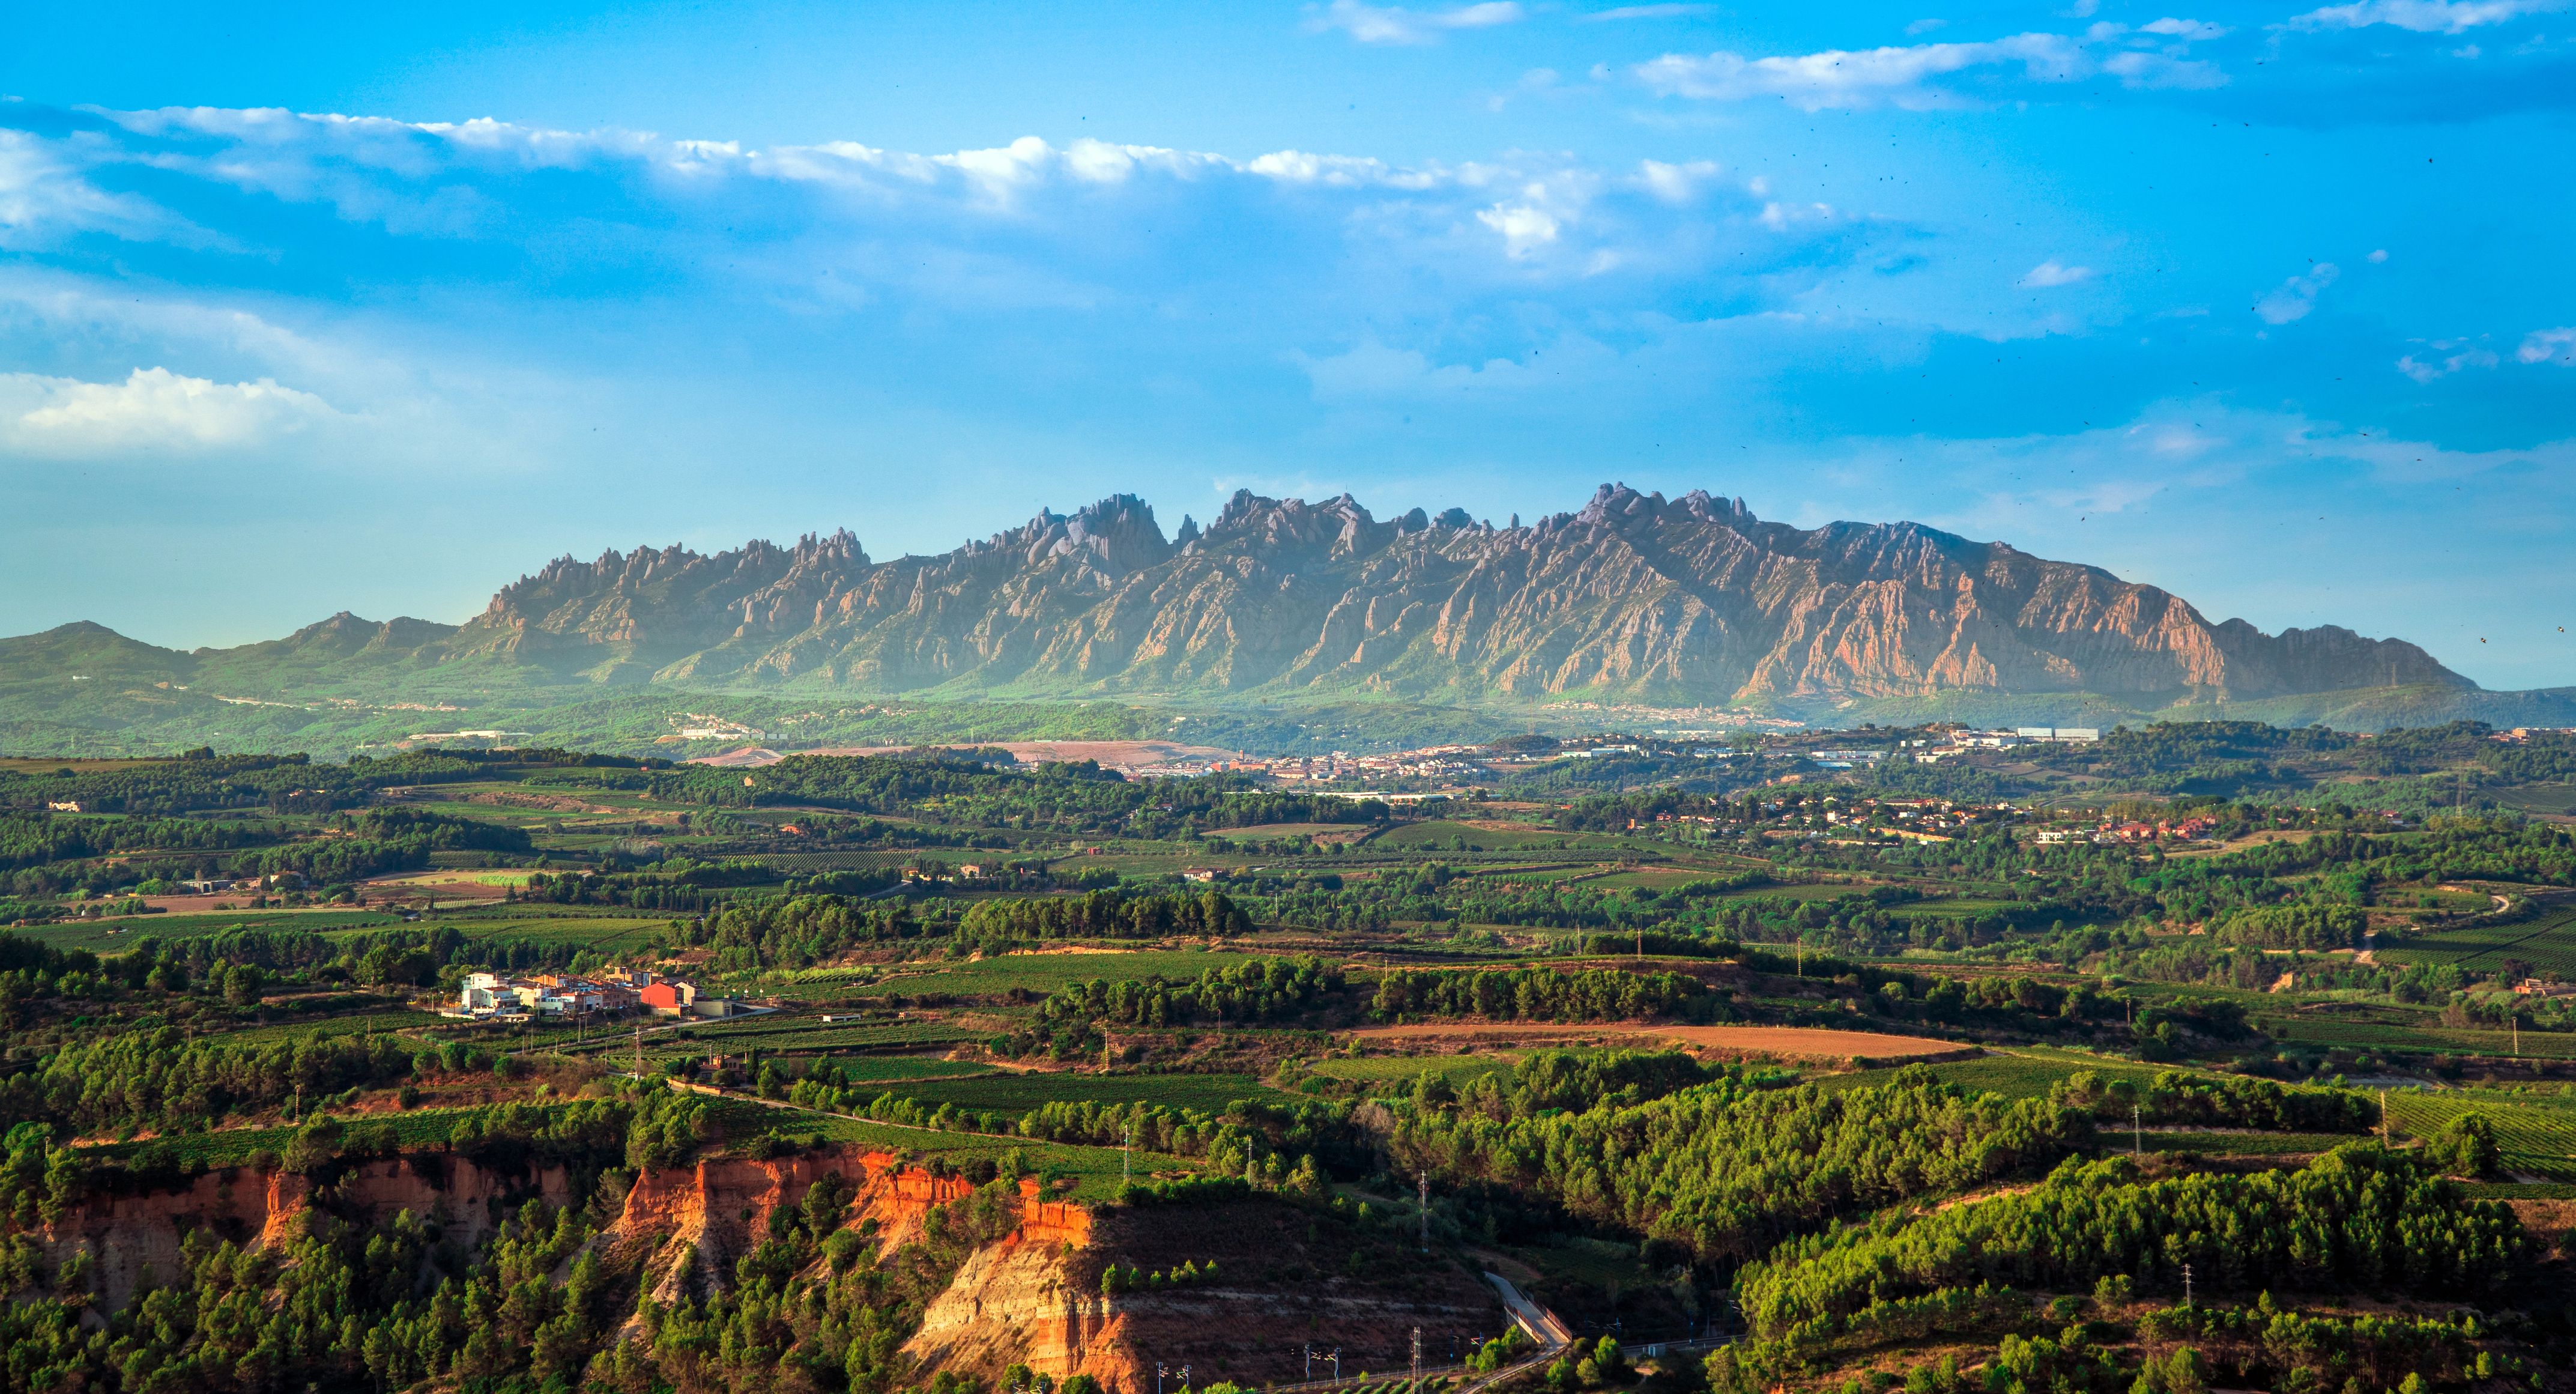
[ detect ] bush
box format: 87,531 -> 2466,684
2426,1112 -> 2501,1178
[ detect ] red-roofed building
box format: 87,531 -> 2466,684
641,980 -> 698,1016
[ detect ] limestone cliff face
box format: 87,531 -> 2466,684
395,485 -> 2475,703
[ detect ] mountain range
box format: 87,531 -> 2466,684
5,483 -> 2566,753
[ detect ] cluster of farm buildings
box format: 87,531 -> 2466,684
445,966 -> 760,1023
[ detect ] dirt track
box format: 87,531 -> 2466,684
1347,1021 -> 1976,1062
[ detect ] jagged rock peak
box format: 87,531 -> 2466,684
426,480 -> 2466,706
978,494 -> 1170,574
788,528 -> 868,566
1573,482 -> 1756,529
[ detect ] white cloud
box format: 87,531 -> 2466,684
2285,0 -> 2563,32
1636,159 -> 1722,203
1631,23 -> 2227,109
2396,342 -> 2499,381
0,367 -> 338,453
0,130 -> 201,249
1478,201 -> 1563,258
2019,259 -> 2094,287
2519,327 -> 2576,365
1309,0 -> 1525,44
1,106 -> 1843,326
2139,16 -> 2232,38
2252,263 -> 2339,324
1906,17 -> 1951,35
1635,33 -> 2090,109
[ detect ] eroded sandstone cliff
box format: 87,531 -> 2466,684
43,1148 -> 1494,1393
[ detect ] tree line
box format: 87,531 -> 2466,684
1388,1058 -> 2091,1265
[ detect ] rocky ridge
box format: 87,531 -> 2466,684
4,484 -> 2472,711
423,483 -> 2460,705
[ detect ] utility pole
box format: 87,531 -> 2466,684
2132,1104 -> 2142,1157
2380,1089 -> 2390,1147
1125,1123 -> 1135,1186
1304,1347 -> 1314,1380
1157,1365 -> 1166,1394
2182,1262 -> 2193,1310
1411,1327 -> 1422,1389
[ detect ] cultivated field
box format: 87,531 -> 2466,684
1347,1021 -> 1974,1062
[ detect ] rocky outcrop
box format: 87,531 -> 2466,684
40,1154 -> 573,1309
41,1145 -> 1490,1394
421,483 -> 2470,704
908,1195 -> 1501,1393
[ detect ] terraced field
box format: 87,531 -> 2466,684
2378,905 -> 2576,977
834,1056 -> 993,1083
760,849 -> 923,871
21,908 -> 405,951
668,1017 -> 984,1052
2275,1014 -> 2576,1061
451,914 -> 674,953
872,1070 -> 1287,1115
1367,820 -> 1622,853
2125,1130 -> 2357,1157
831,947 -> 1308,999
1306,1052 -> 1520,1087
2384,1088 -> 2576,1181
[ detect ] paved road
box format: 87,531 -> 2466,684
1481,1272 -> 1573,1350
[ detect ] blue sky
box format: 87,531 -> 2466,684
2,0 -> 2571,689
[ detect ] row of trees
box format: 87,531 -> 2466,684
1035,954 -> 1344,1031
2049,1069 -> 2377,1133
1368,965 -> 1706,1023
960,888 -> 1255,942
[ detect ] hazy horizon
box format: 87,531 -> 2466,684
4,1 -> 2571,688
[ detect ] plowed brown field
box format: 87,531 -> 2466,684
1347,1021 -> 1975,1062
